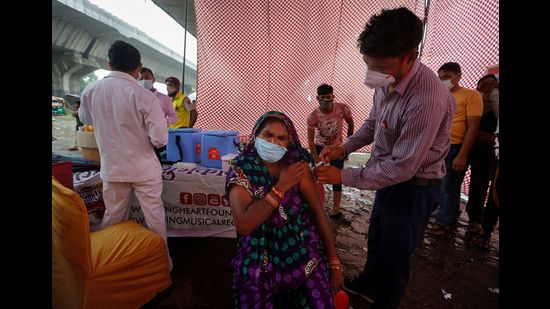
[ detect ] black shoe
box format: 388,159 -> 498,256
344,278 -> 374,303
477,235 -> 491,251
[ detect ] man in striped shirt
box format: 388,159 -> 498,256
315,7 -> 456,308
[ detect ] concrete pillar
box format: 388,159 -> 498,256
62,64 -> 83,95
52,51 -> 104,96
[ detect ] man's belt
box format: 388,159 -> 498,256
406,176 -> 442,188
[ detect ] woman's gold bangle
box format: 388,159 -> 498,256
271,186 -> 285,200
264,193 -> 279,209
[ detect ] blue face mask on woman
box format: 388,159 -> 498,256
255,137 -> 287,163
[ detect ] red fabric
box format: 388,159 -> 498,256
195,0 -> 417,153
420,0 -> 499,89
421,0 -> 499,195
194,0 -> 499,196
52,162 -> 73,190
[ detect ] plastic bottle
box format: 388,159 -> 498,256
334,290 -> 349,309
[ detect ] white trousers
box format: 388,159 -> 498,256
102,177 -> 172,270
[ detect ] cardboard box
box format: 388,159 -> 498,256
81,147 -> 100,162
221,153 -> 239,173
76,131 -> 100,162
76,131 -> 98,148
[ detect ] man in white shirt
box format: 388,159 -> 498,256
79,40 -> 172,270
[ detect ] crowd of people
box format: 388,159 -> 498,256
70,6 -> 499,309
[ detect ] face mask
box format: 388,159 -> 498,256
138,79 -> 154,90
364,64 -> 396,89
167,86 -> 177,97
255,137 -> 287,163
441,79 -> 454,90
319,100 -> 332,109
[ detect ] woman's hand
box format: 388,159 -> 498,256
276,161 -> 308,192
330,268 -> 344,294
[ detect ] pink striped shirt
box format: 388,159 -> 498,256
341,60 -> 456,190
153,89 -> 178,125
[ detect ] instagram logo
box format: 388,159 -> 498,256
194,193 -> 207,205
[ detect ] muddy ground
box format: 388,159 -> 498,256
52,115 -> 499,309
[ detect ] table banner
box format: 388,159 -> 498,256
129,165 -> 236,238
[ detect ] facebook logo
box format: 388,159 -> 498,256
180,192 -> 193,205
179,192 -> 229,207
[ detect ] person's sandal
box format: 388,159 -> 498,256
329,212 -> 351,224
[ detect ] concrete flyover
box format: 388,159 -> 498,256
52,0 -> 196,97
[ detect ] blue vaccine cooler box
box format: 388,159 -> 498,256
166,128 -> 202,163
201,130 -> 239,169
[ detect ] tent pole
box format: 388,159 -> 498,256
418,0 -> 431,59
182,0 -> 188,92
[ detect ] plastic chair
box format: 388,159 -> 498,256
52,177 -> 171,309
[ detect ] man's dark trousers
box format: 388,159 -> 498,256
352,182 -> 440,308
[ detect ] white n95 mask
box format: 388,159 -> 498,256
364,64 -> 395,89
138,79 -> 154,90
441,79 -> 454,90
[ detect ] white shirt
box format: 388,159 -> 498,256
79,71 -> 168,182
